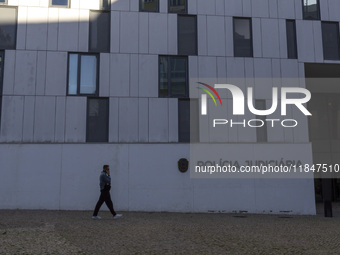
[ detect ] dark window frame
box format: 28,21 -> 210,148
0,0 -> 8,5
100,0 -> 110,10
139,0 -> 159,12
233,17 -> 253,58
159,55 -> 189,98
169,0 -> 187,14
177,14 -> 198,55
49,0 -> 70,8
178,98 -> 199,143
86,97 -> 109,143
286,19 -> 298,59
0,6 -> 18,50
67,53 -> 100,97
302,0 -> 320,20
321,21 -> 340,60
89,10 -> 111,53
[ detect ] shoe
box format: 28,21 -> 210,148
92,216 -> 101,220
113,214 -> 122,219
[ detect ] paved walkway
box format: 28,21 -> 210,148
1,204 -> 340,254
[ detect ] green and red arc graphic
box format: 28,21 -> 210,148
197,82 -> 223,106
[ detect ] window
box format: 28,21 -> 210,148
233,18 -> 253,57
178,15 -> 197,55
302,0 -> 320,20
159,56 -> 188,98
49,0 -> 70,7
140,0 -> 159,12
255,100 -> 267,143
100,0 -> 110,10
87,98 -> 109,142
322,22 -> 340,60
0,0 -> 8,5
178,99 -> 199,143
0,7 -> 17,49
169,0 -> 186,13
286,20 -> 298,59
89,11 -> 110,53
68,53 -> 99,96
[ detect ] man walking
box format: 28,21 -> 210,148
92,165 -> 122,220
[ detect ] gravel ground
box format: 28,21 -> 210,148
1,205 -> 340,255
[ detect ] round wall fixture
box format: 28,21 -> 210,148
178,158 -> 189,173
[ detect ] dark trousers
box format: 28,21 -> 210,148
93,189 -> 117,216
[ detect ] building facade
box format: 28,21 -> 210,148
1,0 -> 340,214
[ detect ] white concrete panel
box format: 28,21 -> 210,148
39,0 -> 48,7
278,19 -> 287,59
271,59 -> 281,79
79,0 -> 99,9
281,59 -> 299,80
296,20 -> 315,62
119,98 -> 139,142
110,54 -> 130,97
328,0 -> 340,22
169,98 -> 178,143
45,52 -> 67,96
0,96 -> 24,142
188,0 -> 197,14
8,0 -> 19,5
242,0 -> 252,17
14,50 -> 37,96
197,0 -> 215,15
130,54 -> 139,97
293,112 -> 309,143
65,97 -> 86,143
26,7 -> 48,50
283,105 -> 294,142
266,102 -> 285,142
313,21 -> 323,62
109,97 -> 119,142
207,16 -> 225,56
22,96 -> 35,142
320,0 -> 329,21
58,9 -> 79,51
149,98 -> 169,142
99,53 -> 110,97
70,0 -> 79,8
149,13 -> 167,54
197,15 -> 207,55
168,13 -> 177,55
2,50 -> 15,95
225,17 -> 234,57
138,55 -> 158,97
78,10 -> 89,52
16,6 -> 27,50
252,18 -> 262,58
111,0 -> 129,11
160,0 -> 167,13
111,11 -> 120,53
139,12 -> 149,54
19,0 -> 40,6
294,0 -> 303,19
198,56 -> 217,79
47,8 -> 58,51
36,51 -> 46,96
278,0 -> 295,19
138,98 -> 149,142
225,0 -> 242,16
216,57 -> 227,84
130,0 -> 139,11
34,96 -> 56,142
215,0 -> 224,16
55,97 -> 66,143
254,58 -> 273,99
269,0 -> 278,18
245,58 -> 254,88
120,12 -> 139,54
252,0 -> 269,17
261,19 -> 280,58
207,98 -> 229,142
226,57 -> 246,96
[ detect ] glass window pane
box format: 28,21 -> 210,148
51,0 -> 68,6
286,20 -> 298,59
0,7 -> 17,49
170,57 -> 187,97
159,56 -> 168,97
322,22 -> 340,60
68,54 -> 78,95
101,0 -> 110,10
89,11 -> 110,52
178,15 -> 197,55
169,0 -> 186,13
233,18 -> 252,57
303,0 -> 320,20
80,55 -> 97,94
87,98 -> 109,142
140,0 -> 159,12
0,0 -> 7,3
